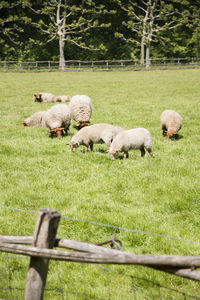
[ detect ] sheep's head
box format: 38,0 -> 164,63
108,148 -> 119,160
166,130 -> 175,139
21,121 -> 27,126
34,93 -> 42,102
69,140 -> 79,152
55,97 -> 62,102
50,127 -> 64,138
77,121 -> 90,129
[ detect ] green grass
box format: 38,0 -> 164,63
0,69 -> 200,299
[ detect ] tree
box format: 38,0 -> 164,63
23,0 -> 112,69
0,1 -> 24,60
115,0 -> 187,67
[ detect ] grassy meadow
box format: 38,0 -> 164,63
0,69 -> 200,299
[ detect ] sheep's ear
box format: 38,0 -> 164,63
105,150 -> 110,153
66,142 -> 70,145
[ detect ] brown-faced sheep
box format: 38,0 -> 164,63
34,93 -> 70,103
160,110 -> 182,139
44,104 -> 71,138
69,95 -> 92,128
22,111 -> 46,127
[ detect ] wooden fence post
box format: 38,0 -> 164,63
24,208 -> 61,300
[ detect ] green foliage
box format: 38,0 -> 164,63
0,0 -> 200,61
0,69 -> 200,298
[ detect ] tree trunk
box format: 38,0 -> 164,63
59,34 -> 65,70
145,43 -> 151,68
141,37 -> 145,65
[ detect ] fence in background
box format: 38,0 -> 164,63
0,58 -> 200,72
0,208 -> 200,299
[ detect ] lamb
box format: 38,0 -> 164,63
108,128 -> 153,160
34,93 -> 70,103
68,123 -> 124,152
54,95 -> 71,103
44,104 -> 71,138
69,95 -> 92,128
160,110 -> 182,139
22,111 -> 46,127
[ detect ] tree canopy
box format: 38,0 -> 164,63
0,0 -> 200,63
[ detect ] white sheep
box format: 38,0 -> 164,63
22,111 -> 46,127
44,104 -> 71,138
34,93 -> 70,103
54,95 -> 71,103
33,93 -> 56,103
160,110 -> 182,139
108,128 -> 153,160
69,95 -> 92,127
68,123 -> 124,152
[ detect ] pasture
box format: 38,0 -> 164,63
0,69 -> 200,299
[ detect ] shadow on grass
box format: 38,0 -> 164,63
171,134 -> 184,141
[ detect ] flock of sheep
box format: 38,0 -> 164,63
22,92 -> 182,160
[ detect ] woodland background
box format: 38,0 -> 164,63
1,0 -> 200,68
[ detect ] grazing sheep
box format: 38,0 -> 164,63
22,111 -> 46,127
68,123 -> 124,152
108,128 -> 153,160
160,110 -> 182,139
44,104 -> 71,138
69,95 -> 92,127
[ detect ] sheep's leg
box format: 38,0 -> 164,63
89,143 -> 93,151
140,147 -> 145,157
123,152 -> 129,159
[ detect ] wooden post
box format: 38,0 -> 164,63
24,208 -> 61,300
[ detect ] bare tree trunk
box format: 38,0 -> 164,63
145,43 -> 151,68
59,34 -> 66,70
141,37 -> 145,65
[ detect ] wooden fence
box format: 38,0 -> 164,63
0,208 -> 200,300
0,58 -> 200,72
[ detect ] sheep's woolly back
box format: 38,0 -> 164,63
160,110 -> 182,134
110,128 -> 152,152
23,111 -> 46,127
69,95 -> 92,123
71,123 -> 124,146
44,104 -> 71,132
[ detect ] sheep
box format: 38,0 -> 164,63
22,111 -> 46,127
108,128 -> 153,160
160,110 -> 182,139
34,93 -> 70,103
54,95 -> 71,103
68,123 -> 124,152
33,93 -> 56,103
44,104 -> 71,138
69,95 -> 92,128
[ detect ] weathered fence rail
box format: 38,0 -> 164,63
0,58 -> 200,72
0,208 -> 200,300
